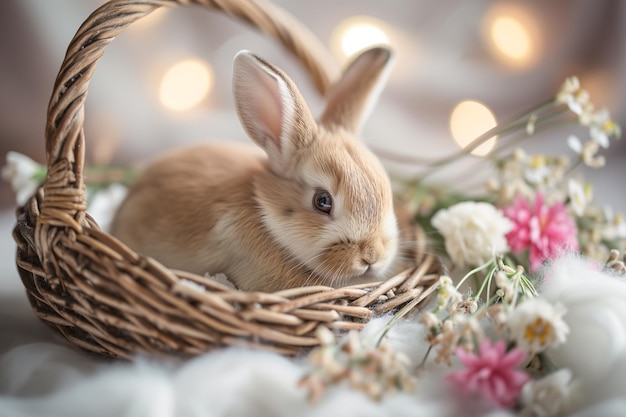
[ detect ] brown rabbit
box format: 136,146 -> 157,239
110,46 -> 401,292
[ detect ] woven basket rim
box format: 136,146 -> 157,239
13,0 -> 442,359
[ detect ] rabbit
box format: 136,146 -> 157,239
110,46 -> 403,292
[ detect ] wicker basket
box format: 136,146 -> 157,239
12,0 -> 442,359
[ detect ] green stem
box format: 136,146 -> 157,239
372,99 -> 557,168
455,259 -> 495,291
474,265 -> 497,302
84,165 -> 138,185
564,156 -> 584,176
519,275 -> 538,297
417,344 -> 434,369
440,99 -> 557,163
419,105 -> 571,181
486,266 -> 493,303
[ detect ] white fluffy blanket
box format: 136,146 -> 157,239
1,204 -> 625,417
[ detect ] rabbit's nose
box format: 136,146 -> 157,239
360,240 -> 384,266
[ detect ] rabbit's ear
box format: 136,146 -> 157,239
320,46 -> 394,134
233,50 -> 316,174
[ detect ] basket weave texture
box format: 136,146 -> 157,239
13,0 -> 442,358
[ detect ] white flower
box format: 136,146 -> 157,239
520,369 -> 575,417
590,126 -> 609,149
615,215 -> 626,239
494,271 -> 515,302
523,155 -> 550,184
431,201 -> 513,267
567,179 -> 589,217
566,135 -> 582,154
589,109 -> 611,148
589,108 -> 620,148
420,311 -> 441,330
1,151 -> 44,205
507,297 -> 569,354
600,210 -> 626,241
555,76 -> 580,105
436,275 -> 463,312
556,76 -> 591,119
567,135 -> 605,168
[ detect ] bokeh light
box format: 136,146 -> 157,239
331,16 -> 390,60
491,17 -> 531,61
159,59 -> 213,112
450,100 -> 497,156
483,4 -> 540,68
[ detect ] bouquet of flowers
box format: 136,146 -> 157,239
298,77 -> 626,416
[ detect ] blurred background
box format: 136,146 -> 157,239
0,0 -> 624,211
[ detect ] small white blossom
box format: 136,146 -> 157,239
487,304 -> 509,329
431,202 -> 513,267
452,314 -> 483,351
556,76 -> 591,118
523,155 -> 550,184
494,271 -> 515,302
507,298 -> 569,354
555,76 -> 580,105
577,102 -> 596,126
589,108 -> 620,148
432,319 -> 459,365
526,113 -> 538,135
437,276 -> 463,312
567,179 -> 589,217
301,330 -> 417,402
420,311 -> 441,330
1,151 -> 44,205
456,298 -> 478,315
520,369 -> 575,417
566,135 -> 582,154
568,90 -> 590,117
567,135 -> 605,168
590,126 -> 609,149
600,210 -> 626,241
589,109 -> 611,148
616,216 -> 626,239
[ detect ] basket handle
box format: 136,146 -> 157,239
38,0 -> 338,232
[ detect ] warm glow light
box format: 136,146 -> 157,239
450,100 -> 497,156
491,17 -> 530,60
159,59 -> 213,112
483,4 -> 540,68
331,16 -> 390,59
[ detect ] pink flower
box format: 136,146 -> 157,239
447,339 -> 530,408
503,193 -> 578,271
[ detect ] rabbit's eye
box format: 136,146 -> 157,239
313,190 -> 333,215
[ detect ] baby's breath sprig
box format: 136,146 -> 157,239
299,327 -> 417,402
408,256 -> 538,368
374,76 -> 621,181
